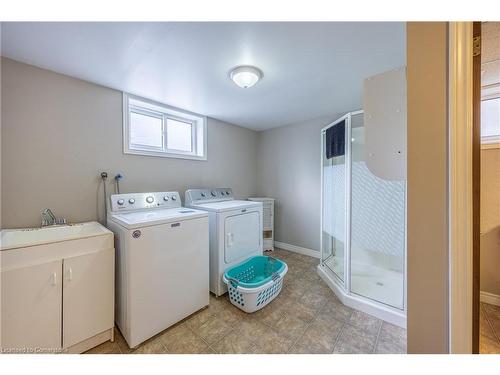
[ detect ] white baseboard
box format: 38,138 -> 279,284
480,291 -> 500,307
274,241 -> 320,258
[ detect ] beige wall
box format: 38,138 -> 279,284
1,58 -> 259,228
407,22 -> 449,353
0,48 -> 2,230
481,147 -> 500,297
256,115 -> 340,252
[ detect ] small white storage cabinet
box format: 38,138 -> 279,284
0,222 -> 114,353
248,198 -> 275,251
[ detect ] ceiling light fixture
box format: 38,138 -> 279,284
229,66 -> 263,88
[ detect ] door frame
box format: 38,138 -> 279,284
471,21 -> 482,355
448,21 -> 481,354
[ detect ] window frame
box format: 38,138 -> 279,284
123,93 -> 207,161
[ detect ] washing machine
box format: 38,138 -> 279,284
107,191 -> 209,348
185,188 -> 263,296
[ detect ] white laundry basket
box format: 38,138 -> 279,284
222,255 -> 288,313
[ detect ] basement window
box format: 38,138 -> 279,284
481,97 -> 500,145
123,93 -> 207,160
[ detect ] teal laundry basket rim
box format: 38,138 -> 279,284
223,255 -> 286,289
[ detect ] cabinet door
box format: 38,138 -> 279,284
1,260 -> 62,351
62,249 -> 114,348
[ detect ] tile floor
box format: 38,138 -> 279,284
480,302 -> 500,354
85,249 -> 407,354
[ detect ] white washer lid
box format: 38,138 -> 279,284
108,207 -> 208,229
189,200 -> 262,213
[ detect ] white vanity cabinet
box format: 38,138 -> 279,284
1,222 -> 114,353
2,260 -> 63,351
62,248 -> 114,349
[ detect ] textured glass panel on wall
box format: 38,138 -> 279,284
130,111 -> 163,148
322,129 -> 346,284
166,118 -> 193,152
350,117 -> 405,309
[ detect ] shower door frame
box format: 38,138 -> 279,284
319,110 -> 407,328
320,111 -> 353,291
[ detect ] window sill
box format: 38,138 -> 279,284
124,148 -> 207,161
481,142 -> 500,150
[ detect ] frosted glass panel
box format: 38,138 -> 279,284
167,119 -> 193,152
322,124 -> 346,284
130,111 -> 163,148
350,113 -> 405,309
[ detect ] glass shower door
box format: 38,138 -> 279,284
321,119 -> 347,284
349,112 -> 405,309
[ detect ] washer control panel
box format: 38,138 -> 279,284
185,188 -> 233,205
110,192 -> 181,212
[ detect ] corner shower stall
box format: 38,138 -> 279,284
318,111 -> 406,327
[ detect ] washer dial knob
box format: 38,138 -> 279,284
211,191 -> 217,197
171,196 -> 177,201
146,196 -> 154,204
117,199 -> 125,205
128,198 -> 135,204
163,196 -> 169,201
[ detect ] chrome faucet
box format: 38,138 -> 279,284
41,208 -> 67,227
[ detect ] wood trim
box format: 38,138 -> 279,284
448,22 -> 474,354
480,291 -> 500,307
472,21 -> 482,355
481,142 -> 500,150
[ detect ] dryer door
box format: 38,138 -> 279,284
224,211 -> 260,263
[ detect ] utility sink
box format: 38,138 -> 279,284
1,221 -> 111,251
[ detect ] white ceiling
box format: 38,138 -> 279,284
482,22 -> 500,88
1,22 -> 406,130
